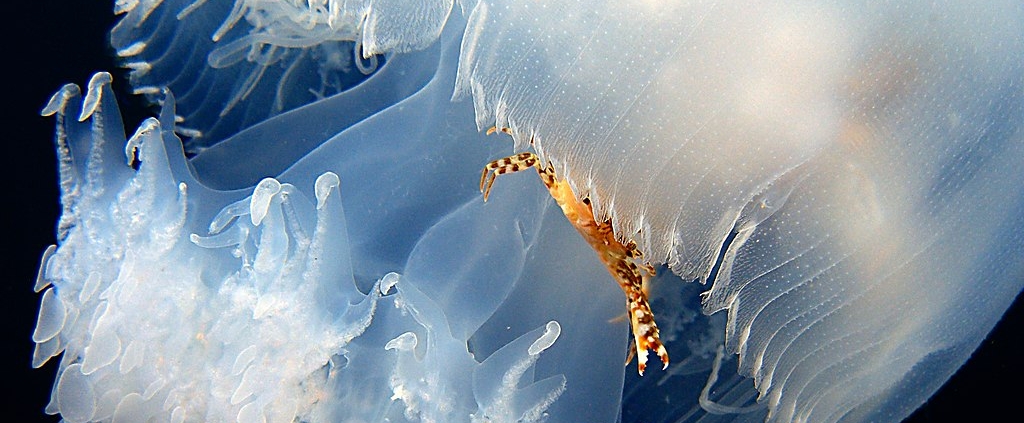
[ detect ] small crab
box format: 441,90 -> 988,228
479,127 -> 669,375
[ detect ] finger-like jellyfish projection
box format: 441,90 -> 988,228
30,1 -> 1023,422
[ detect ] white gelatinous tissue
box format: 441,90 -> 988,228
32,0 -> 1024,422
33,23 -> 611,421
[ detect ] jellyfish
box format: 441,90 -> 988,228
27,1 -> 1023,423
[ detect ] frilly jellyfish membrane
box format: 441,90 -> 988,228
21,1 -> 1023,423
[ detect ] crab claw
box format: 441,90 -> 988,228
629,298 -> 669,376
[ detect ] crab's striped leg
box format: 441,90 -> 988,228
610,252 -> 669,375
480,152 -> 556,201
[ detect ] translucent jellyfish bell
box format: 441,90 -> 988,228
455,3 -> 1024,419
30,1 -> 1023,423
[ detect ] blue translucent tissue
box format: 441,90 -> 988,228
31,1 -> 1023,422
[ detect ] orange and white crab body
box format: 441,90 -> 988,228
480,128 -> 669,375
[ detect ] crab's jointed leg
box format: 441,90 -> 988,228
480,152 -> 556,201
615,244 -> 668,375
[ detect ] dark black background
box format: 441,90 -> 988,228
4,1 -> 1019,422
